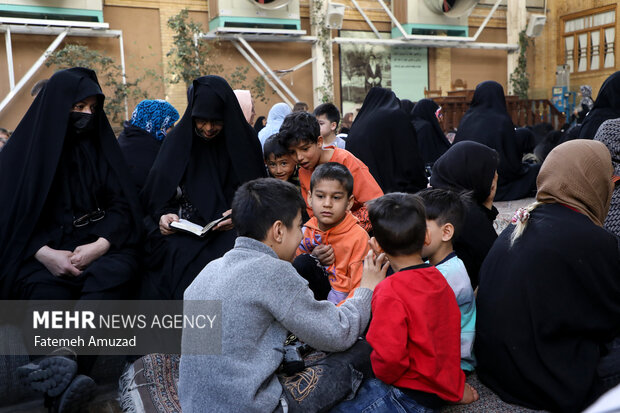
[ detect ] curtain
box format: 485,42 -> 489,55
565,36 -> 575,72
578,33 -> 588,72
591,31 -> 600,70
605,27 -> 615,68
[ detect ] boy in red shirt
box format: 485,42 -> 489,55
294,162 -> 369,305
278,111 -> 383,231
332,193 -> 478,412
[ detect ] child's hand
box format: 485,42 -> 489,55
214,209 -> 234,231
311,244 -> 335,266
360,250 -> 389,291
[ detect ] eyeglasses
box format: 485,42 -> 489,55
73,209 -> 105,228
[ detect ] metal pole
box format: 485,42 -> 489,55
118,31 -> 128,120
5,26 -> 14,90
350,0 -> 381,39
472,0 -> 503,41
232,41 -> 294,107
237,36 -> 299,103
376,0 -> 409,38
0,29 -> 67,114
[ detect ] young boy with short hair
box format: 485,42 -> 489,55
295,162 -> 369,305
179,178 -> 385,413
263,133 -> 299,186
333,193 -> 478,412
417,188 -> 477,372
313,103 -> 346,149
279,111 -> 383,231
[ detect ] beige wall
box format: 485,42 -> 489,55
530,0 -> 619,99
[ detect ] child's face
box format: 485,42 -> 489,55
289,137 -> 323,170
308,179 -> 353,231
421,219 -> 445,260
316,114 -> 337,139
278,210 -> 304,262
266,153 -> 296,181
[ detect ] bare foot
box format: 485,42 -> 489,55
458,383 -> 479,404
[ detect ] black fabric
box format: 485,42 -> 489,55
476,203 -> 620,412
411,99 -> 450,165
292,254 -> 332,301
118,121 -> 162,192
254,115 -> 266,134
399,99 -> 415,116
453,81 -> 538,201
345,87 -> 427,194
579,71 -> 620,139
0,67 -> 142,299
430,141 -> 500,287
515,127 -> 535,155
140,75 -> 265,300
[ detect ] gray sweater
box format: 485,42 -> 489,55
179,236 -> 373,413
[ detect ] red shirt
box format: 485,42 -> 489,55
367,264 -> 465,402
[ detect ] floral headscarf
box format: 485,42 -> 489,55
130,99 -> 180,141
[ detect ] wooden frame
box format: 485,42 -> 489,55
560,4 -> 617,74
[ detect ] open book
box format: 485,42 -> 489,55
170,214 -> 231,237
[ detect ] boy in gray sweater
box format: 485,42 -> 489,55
179,178 -> 387,413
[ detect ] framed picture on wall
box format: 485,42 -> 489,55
339,30 -> 392,119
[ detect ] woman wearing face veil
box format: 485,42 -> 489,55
345,87 -> 427,194
476,140 -> 620,412
430,141 -> 499,289
141,75 -> 265,300
579,71 -> 620,139
453,81 -> 540,201
0,67 -> 142,301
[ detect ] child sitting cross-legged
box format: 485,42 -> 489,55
332,192 -> 479,412
279,111 -> 383,231
293,162 -> 370,305
417,188 -> 477,372
179,178 -> 386,413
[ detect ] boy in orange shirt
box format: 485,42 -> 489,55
279,111 -> 383,232
293,162 -> 369,305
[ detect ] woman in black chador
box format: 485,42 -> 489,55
345,87 -> 427,194
430,141 -> 499,288
453,81 -> 539,201
411,98 -> 451,167
141,75 -> 265,300
579,71 -> 620,139
0,67 -> 142,301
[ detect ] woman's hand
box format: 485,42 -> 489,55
159,213 -> 180,235
71,237 -> 110,270
214,209 -> 234,232
35,245 -> 82,277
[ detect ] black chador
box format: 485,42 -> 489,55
411,98 -> 450,166
0,67 -> 143,300
346,87 -> 427,194
140,75 -> 266,300
453,81 -> 539,201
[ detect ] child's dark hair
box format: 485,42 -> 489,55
313,103 -> 340,127
416,188 -> 467,239
367,193 -> 426,256
232,178 -> 305,241
310,162 -> 354,197
279,111 -> 320,148
263,133 -> 290,161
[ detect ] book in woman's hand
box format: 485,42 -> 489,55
170,214 -> 231,237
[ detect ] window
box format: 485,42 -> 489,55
561,6 -> 616,73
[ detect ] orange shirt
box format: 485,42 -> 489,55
299,148 -> 383,231
297,212 -> 369,304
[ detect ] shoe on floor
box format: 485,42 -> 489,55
17,355 -> 77,397
54,374 -> 96,413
